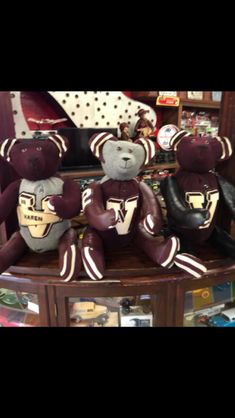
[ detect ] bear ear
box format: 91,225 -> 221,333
47,134 -> 69,158
89,132 -> 118,162
0,138 -> 18,162
169,129 -> 191,151
212,136 -> 233,162
134,137 -> 156,166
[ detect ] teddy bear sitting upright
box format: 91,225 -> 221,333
81,131 -> 207,280
0,134 -> 82,281
160,130 -> 235,264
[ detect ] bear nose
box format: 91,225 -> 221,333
122,157 -> 130,162
29,156 -> 39,166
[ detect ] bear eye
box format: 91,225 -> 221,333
117,146 -> 122,151
128,149 -> 133,153
21,148 -> 27,153
36,146 -> 42,151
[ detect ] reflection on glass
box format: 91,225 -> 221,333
184,282 -> 235,327
69,295 -> 153,327
0,288 -> 40,327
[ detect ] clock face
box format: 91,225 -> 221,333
157,124 -> 179,151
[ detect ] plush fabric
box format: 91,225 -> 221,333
81,131 -> 206,281
0,135 -> 82,281
161,131 -> 235,260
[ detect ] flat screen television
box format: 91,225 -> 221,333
57,127 -> 118,171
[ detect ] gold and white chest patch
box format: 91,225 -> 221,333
106,196 -> 138,235
185,190 -> 219,229
17,192 -> 62,238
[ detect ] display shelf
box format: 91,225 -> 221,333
0,306 -> 39,327
145,162 -> 179,171
130,91 -> 222,133
175,271 -> 235,327
69,295 -> 153,327
183,281 -> 235,327
0,273 -> 50,326
60,162 -> 179,180
180,99 -> 221,109
43,239 -> 235,327
1,235 -> 235,326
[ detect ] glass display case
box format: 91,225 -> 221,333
0,288 -> 40,327
69,295 -> 153,327
183,281 -> 235,327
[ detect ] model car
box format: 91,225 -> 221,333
208,308 -> 235,327
194,304 -> 225,322
70,301 -> 109,325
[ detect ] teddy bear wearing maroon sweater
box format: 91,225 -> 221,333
81,132 -> 207,281
161,130 -> 235,267
0,134 -> 82,281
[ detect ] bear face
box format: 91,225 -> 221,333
89,132 -> 156,181
101,140 -> 146,180
1,135 -> 68,181
177,136 -> 218,173
169,131 -> 232,174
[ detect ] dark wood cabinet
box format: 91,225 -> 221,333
1,237 -> 235,327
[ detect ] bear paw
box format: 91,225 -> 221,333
82,246 -> 105,281
157,236 -> 180,268
174,253 -> 207,278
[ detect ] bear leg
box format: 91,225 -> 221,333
58,228 -> 81,282
173,253 -> 207,278
82,227 -> 105,281
135,224 -> 180,268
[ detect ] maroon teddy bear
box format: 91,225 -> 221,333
81,131 -> 207,281
161,130 -> 235,267
0,134 -> 82,281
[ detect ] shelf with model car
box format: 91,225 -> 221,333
69,295 -> 153,327
61,162 -> 179,180
1,231 -> 235,326
0,272 -> 51,326
171,221 -> 235,327
183,281 -> 235,327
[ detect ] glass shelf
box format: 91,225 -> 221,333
69,295 -> 154,327
183,281 -> 235,327
0,288 -> 40,327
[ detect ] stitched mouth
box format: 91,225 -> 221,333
119,162 -> 133,169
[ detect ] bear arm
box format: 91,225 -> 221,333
0,179 -> 21,224
160,176 -> 209,229
49,178 -> 81,219
139,181 -> 163,233
217,174 -> 235,220
82,182 -> 117,231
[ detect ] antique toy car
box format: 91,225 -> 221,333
70,301 -> 109,325
208,308 -> 235,327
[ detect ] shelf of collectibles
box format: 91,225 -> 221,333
69,295 -> 153,327
183,281 -> 235,327
131,91 -> 221,138
0,286 -> 40,327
